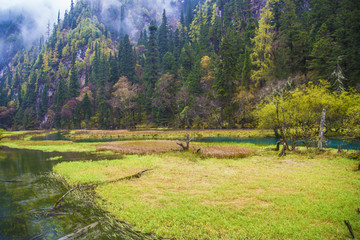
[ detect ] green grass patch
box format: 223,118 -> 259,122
1,140 -> 98,152
54,150 -> 360,239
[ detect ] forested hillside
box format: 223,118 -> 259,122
0,0 -> 359,130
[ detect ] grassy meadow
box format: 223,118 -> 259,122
1,130 -> 359,239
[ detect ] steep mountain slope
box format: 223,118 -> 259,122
0,0 -> 359,130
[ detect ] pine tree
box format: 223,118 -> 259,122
82,93 -> 92,122
40,84 -> 49,117
335,0 -> 360,87
158,10 -> 169,58
68,65 -> 79,98
308,23 -> 337,80
242,47 -> 251,89
55,78 -> 67,107
144,21 -> 160,90
213,33 -> 238,125
119,35 -> 136,83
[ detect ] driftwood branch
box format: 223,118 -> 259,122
52,169 -> 152,210
57,222 -> 98,240
34,210 -> 69,217
102,169 -> 153,185
52,184 -> 95,210
29,234 -> 43,240
344,220 -> 355,239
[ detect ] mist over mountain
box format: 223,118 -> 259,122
0,0 -> 182,70
0,1 -> 71,69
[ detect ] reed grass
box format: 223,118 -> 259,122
198,144 -> 255,158
1,140 -> 98,152
69,129 -> 272,140
97,140 -> 179,155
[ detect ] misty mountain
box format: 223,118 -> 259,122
0,12 -> 26,70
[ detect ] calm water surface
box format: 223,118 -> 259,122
0,148 -> 156,240
0,149 -> 95,239
32,132 -> 360,150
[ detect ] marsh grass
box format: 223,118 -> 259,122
1,140 -> 98,152
97,140 -> 179,155
54,150 -> 360,239
196,144 -> 255,158
69,129 -> 272,140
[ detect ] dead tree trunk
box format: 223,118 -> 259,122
279,108 -> 288,156
337,144 -> 342,153
318,107 -> 326,150
177,134 -> 193,151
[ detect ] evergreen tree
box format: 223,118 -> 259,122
213,33 -> 238,125
158,10 -> 169,58
118,35 -> 136,83
40,84 -> 49,117
242,47 -> 251,89
144,21 -> 160,90
98,98 -> 112,129
335,0 -> 360,87
82,93 -> 92,122
68,65 -> 79,98
55,78 -> 67,107
308,23 -> 337,80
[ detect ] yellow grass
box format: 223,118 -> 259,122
97,140 -> 180,154
70,129 -> 272,139
198,144 -> 255,158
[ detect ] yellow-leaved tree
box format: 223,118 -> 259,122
253,81 -> 360,149
251,0 -> 277,88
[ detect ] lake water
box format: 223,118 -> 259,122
198,137 -> 360,150
0,148 -> 152,239
32,132 -> 360,150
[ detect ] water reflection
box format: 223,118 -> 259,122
0,148 -> 156,240
0,149 -> 65,239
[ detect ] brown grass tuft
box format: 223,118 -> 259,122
198,145 -> 255,158
20,140 -> 72,146
96,140 -> 179,155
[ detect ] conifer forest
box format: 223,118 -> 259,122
0,0 -> 359,132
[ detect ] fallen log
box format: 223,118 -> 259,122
344,220 -> 355,239
52,184 -> 95,210
29,234 -> 43,240
122,169 -> 152,180
103,169 -> 153,185
57,222 -> 98,240
52,169 -> 152,210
